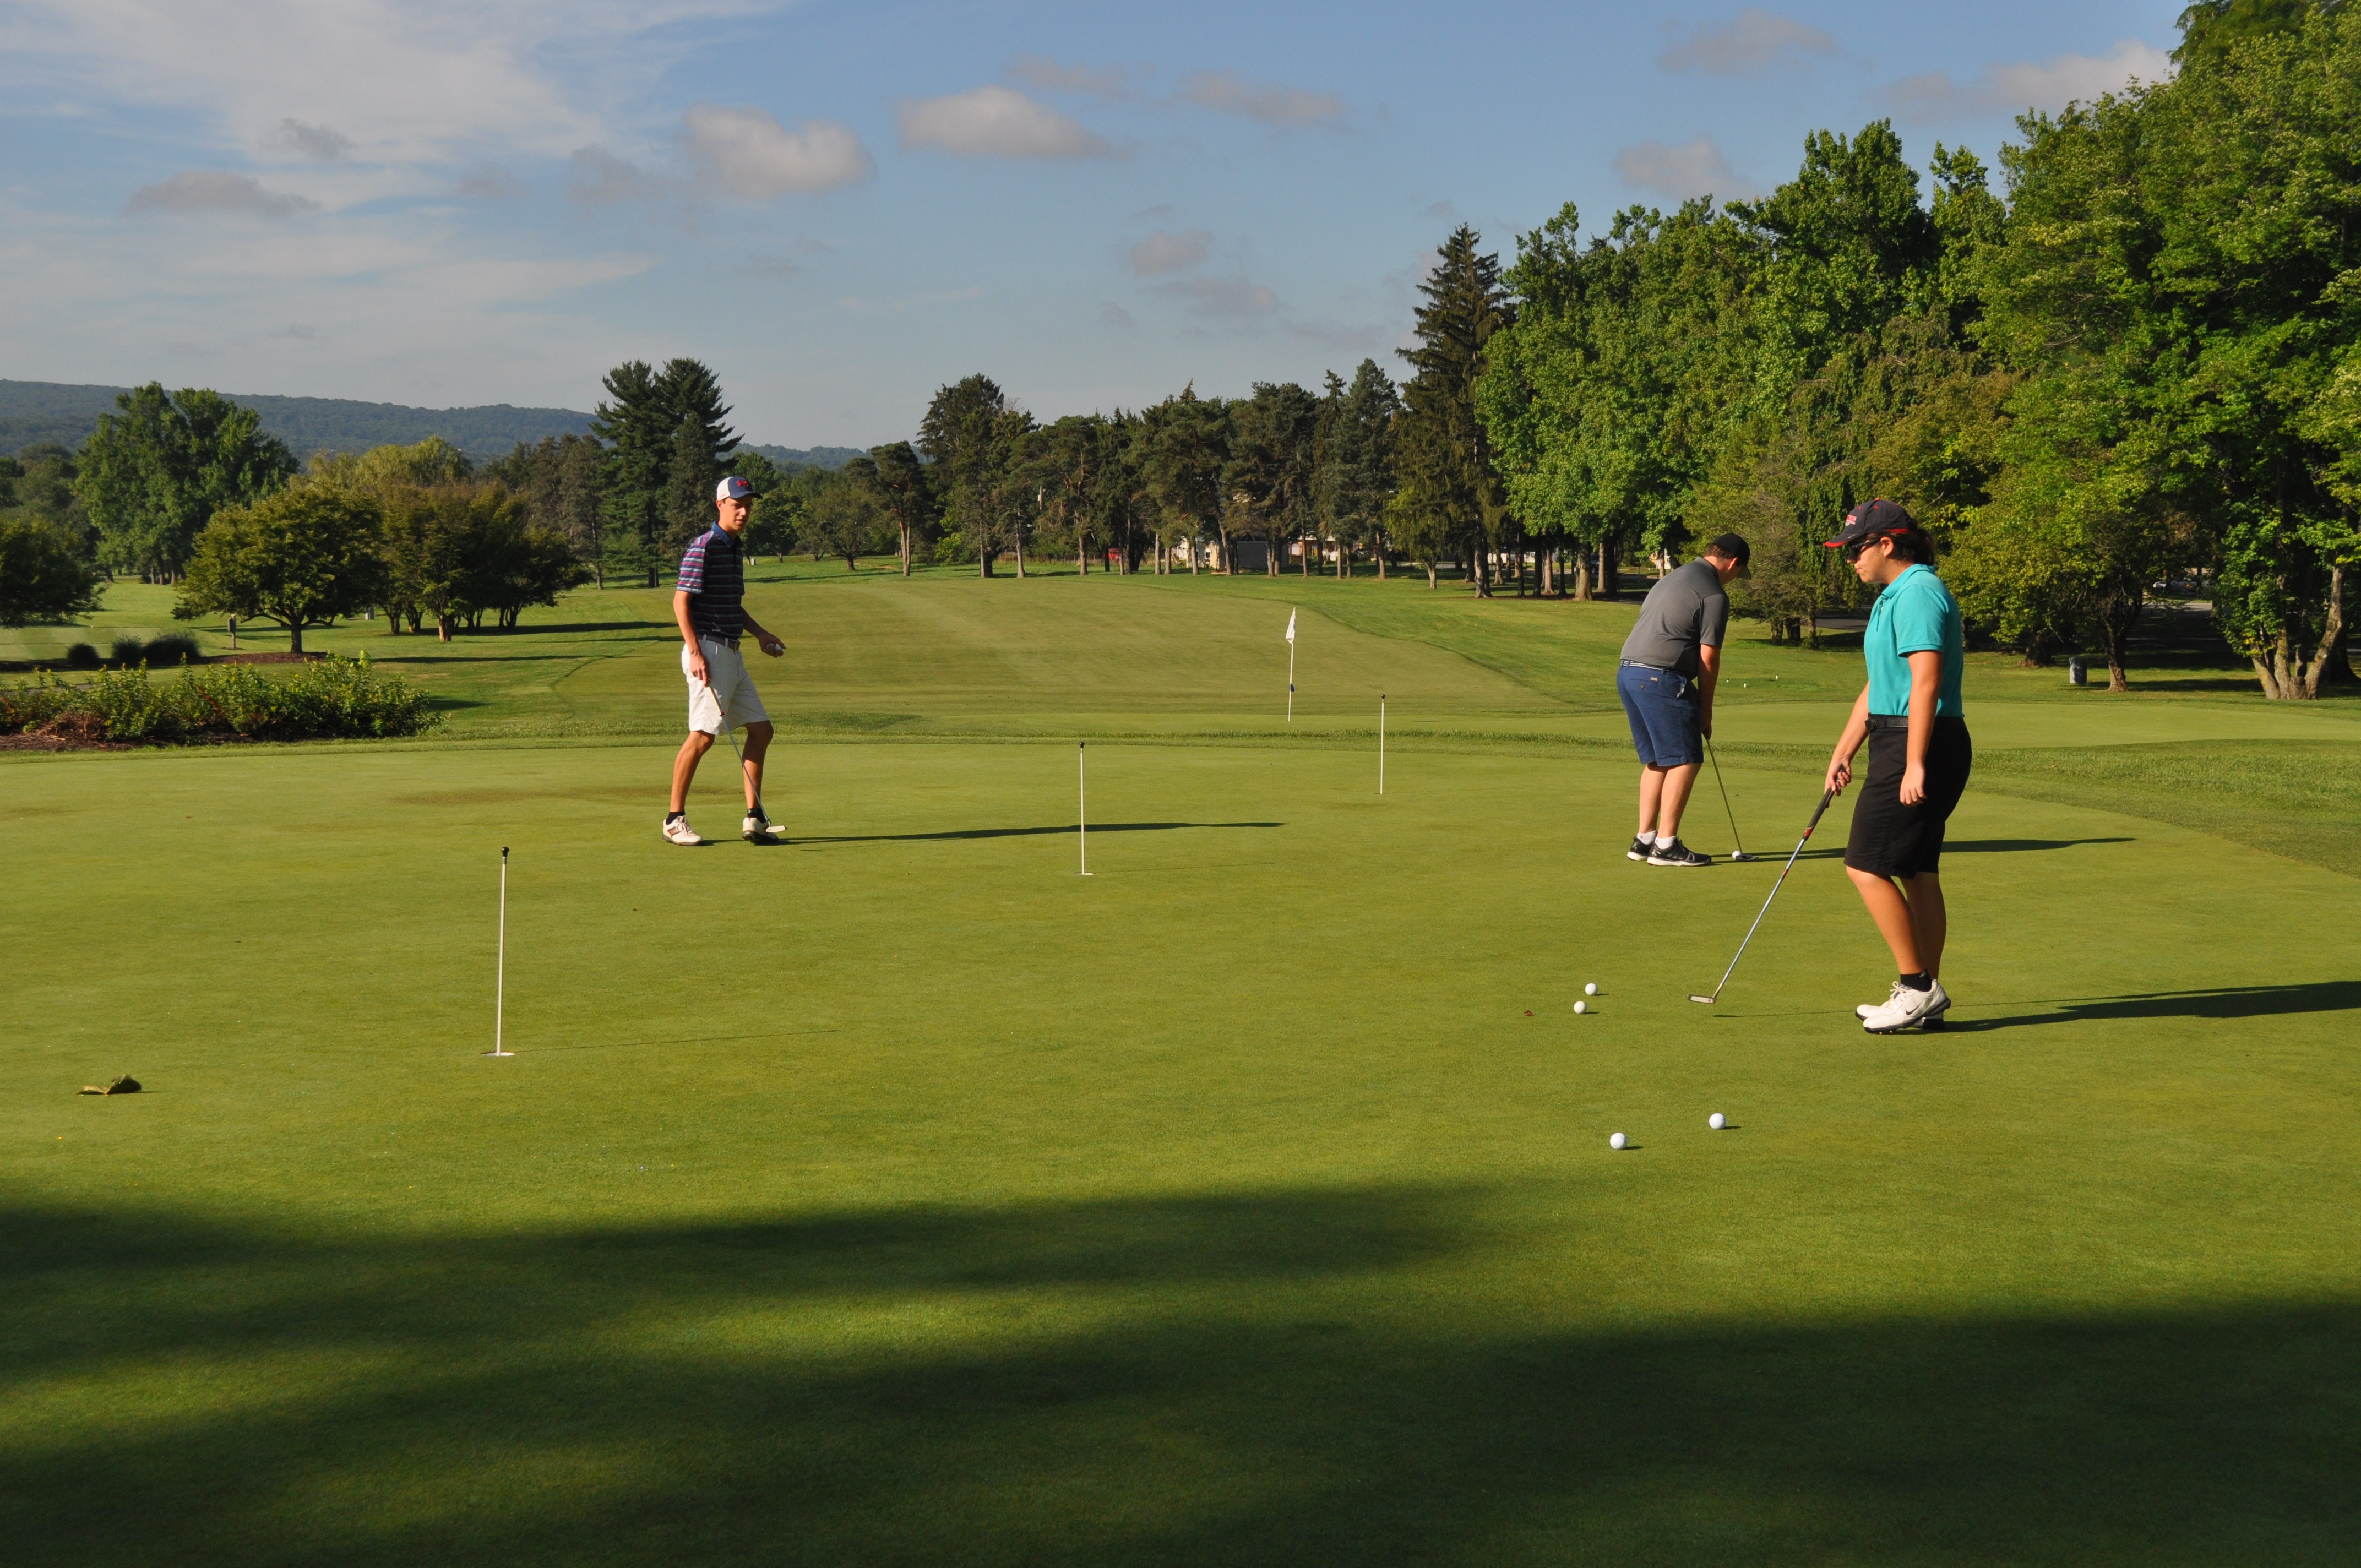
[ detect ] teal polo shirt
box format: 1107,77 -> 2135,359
1864,564 -> 1965,717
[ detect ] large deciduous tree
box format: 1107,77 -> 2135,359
77,385 -> 296,582
0,517 -> 104,627
175,489 -> 386,653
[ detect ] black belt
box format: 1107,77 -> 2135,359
1865,713 -> 1965,730
699,633 -> 741,650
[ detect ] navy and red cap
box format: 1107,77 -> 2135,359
1824,497 -> 1918,551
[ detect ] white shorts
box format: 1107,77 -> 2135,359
684,636 -> 770,734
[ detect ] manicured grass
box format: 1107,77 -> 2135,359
6,568 -> 2359,1564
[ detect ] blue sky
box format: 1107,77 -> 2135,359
0,2 -> 2182,448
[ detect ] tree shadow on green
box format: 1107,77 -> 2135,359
8,1185 -> 2359,1566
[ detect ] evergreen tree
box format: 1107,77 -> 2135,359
1140,386 -> 1230,573
1397,225 -> 1513,594
665,410 -> 720,549
590,357 -> 738,585
1315,361 -> 1401,578
920,374 -> 1014,575
1225,382 -> 1320,575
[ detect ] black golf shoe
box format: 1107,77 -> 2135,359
1628,835 -> 1655,861
1647,838 -> 1711,867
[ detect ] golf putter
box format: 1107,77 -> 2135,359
1705,736 -> 1754,861
1690,788 -> 1835,1005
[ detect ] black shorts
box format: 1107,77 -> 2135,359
1845,716 -> 1971,878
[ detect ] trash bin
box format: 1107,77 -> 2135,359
2068,656 -> 2087,686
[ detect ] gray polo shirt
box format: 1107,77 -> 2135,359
1619,559 -> 1729,680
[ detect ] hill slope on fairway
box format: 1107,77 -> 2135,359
4,564 -> 2359,1565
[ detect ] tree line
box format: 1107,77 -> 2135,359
1476,1 -> 2359,698
6,3 -> 2352,697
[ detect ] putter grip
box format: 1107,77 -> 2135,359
1802,790 -> 1834,834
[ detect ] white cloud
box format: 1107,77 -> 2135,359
897,85 -> 1109,159
0,1 -> 775,165
267,118 -> 351,160
0,189 -> 660,410
1178,70 -> 1344,126
683,105 -> 872,197
456,162 -> 525,199
126,170 -> 319,218
1008,55 -> 1141,100
1661,10 -> 1836,74
1155,276 -> 1279,316
1614,138 -> 1749,202
567,147 -> 658,206
1890,39 -> 2175,119
1125,229 -> 1210,276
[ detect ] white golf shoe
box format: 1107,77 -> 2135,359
1857,981 -> 1908,1021
1861,978 -> 1949,1033
662,815 -> 702,846
743,809 -> 780,843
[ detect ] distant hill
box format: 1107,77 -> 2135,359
745,443 -> 866,472
0,380 -> 869,467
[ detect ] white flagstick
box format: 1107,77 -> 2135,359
1078,743 -> 1092,876
484,846 -> 514,1056
1285,608 -> 1297,722
1379,694 -> 1386,796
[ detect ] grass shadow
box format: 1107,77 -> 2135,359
1949,979 -> 2361,1031
6,1186 -> 2358,1565
799,820 -> 1283,845
1780,836 -> 2134,863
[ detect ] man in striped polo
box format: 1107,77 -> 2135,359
665,476 -> 786,846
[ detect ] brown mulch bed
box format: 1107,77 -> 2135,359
1,711 -> 128,752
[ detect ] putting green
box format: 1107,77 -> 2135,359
6,566 -> 2359,1564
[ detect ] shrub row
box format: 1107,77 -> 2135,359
48,635 -> 207,670
0,654 -> 440,744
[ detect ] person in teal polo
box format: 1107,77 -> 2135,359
1819,499 -> 1971,1033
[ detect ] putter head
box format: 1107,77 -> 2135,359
1687,993 -> 1717,1005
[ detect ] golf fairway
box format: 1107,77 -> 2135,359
6,565 -> 2359,1565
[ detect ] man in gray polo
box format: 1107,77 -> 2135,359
1615,533 -> 1748,867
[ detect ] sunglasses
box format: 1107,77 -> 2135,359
1841,532 -> 1898,563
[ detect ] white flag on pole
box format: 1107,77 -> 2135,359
1285,609 -> 1297,644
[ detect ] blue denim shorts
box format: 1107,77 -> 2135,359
1618,661 -> 1702,769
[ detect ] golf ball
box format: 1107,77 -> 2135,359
1573,1000 -> 1587,1014
1709,1113 -> 1726,1130
1608,1132 -> 1626,1150
1584,982 -> 1598,996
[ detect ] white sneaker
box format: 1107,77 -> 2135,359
662,815 -> 702,846
1858,979 -> 1953,1023
743,810 -> 780,842
1857,981 -> 1907,1020
1862,978 -> 1949,1033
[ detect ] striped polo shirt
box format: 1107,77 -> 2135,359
677,525 -> 746,640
